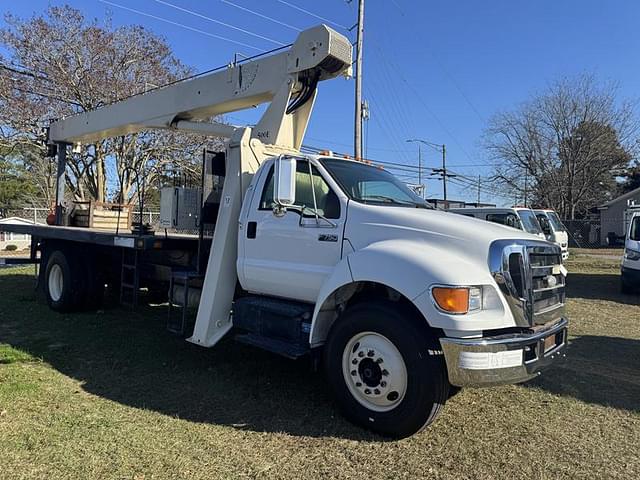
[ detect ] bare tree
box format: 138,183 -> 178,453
0,5 -> 222,206
483,75 -> 637,219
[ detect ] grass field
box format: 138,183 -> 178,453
0,250 -> 639,479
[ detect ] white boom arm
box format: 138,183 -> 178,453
48,25 -> 351,349
49,24 -> 351,149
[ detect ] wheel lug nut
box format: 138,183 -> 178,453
351,370 -> 357,376
380,381 -> 387,387
376,358 -> 383,364
364,388 -> 371,395
374,389 -> 380,395
352,359 -> 358,365
358,351 -> 365,358
382,369 -> 389,376
367,350 -> 374,357
356,382 -> 362,387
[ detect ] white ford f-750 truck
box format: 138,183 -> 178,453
0,25 -> 568,438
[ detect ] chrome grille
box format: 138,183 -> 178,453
489,240 -> 566,327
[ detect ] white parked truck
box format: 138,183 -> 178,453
0,25 -> 568,438
534,209 -> 569,260
621,211 -> 640,293
449,207 -> 547,240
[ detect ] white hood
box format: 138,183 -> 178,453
345,202 -> 543,265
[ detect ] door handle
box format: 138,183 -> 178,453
247,221 -> 257,239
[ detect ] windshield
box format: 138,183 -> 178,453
320,158 -> 431,208
518,209 -> 543,235
546,211 -> 565,232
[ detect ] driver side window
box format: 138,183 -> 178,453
259,161 -> 341,219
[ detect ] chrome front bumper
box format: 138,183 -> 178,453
440,318 -> 568,387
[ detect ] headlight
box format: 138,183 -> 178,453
625,248 -> 640,261
431,286 -> 483,314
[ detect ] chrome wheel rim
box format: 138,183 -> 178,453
342,331 -> 407,412
48,264 -> 64,302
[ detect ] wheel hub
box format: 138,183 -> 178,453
48,264 -> 64,302
358,358 -> 382,387
342,332 -> 408,412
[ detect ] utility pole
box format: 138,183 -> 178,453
477,175 -> 481,204
523,173 -> 528,207
353,0 -> 365,160
407,138 -> 453,202
417,143 -> 422,197
441,144 -> 447,202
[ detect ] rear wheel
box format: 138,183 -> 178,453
44,249 -> 85,312
324,301 -> 449,438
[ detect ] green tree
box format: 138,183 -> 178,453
620,160 -> 640,194
0,149 -> 37,209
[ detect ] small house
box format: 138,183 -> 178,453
598,186 -> 640,245
0,217 -> 36,251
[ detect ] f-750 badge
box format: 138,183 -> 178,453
318,234 -> 338,242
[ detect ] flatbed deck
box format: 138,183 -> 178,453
0,223 -> 199,251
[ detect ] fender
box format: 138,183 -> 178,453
309,239 -> 514,347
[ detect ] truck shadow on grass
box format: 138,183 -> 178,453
566,272 -> 640,305
527,335 -> 640,413
0,274 -> 381,440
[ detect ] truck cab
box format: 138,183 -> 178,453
621,211 -> 640,293
449,206 -> 547,240
232,154 -> 568,436
534,209 -> 569,261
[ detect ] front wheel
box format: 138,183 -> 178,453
324,301 -> 449,438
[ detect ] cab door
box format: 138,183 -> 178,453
239,159 -> 345,303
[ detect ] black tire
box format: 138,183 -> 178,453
621,277 -> 633,294
44,249 -> 86,312
324,301 -> 449,438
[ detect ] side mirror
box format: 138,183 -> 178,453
274,156 -> 296,207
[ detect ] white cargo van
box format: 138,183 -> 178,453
534,209 -> 569,260
449,207 -> 547,240
621,211 -> 640,293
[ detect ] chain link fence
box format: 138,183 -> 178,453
562,218 -> 628,248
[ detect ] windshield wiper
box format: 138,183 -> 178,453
361,195 -> 426,207
361,195 -> 414,205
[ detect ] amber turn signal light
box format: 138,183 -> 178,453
432,287 -> 470,314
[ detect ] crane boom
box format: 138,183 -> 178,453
48,25 -> 352,147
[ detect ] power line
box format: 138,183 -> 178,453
220,0 -> 302,32
0,64 -> 49,82
152,0 -> 287,46
277,0 -> 349,30
98,0 -> 263,51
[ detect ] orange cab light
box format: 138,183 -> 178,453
432,287 -> 469,314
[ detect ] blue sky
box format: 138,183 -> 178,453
1,0 -> 638,205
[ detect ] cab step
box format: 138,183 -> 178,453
232,296 -> 313,359
234,333 -> 309,359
